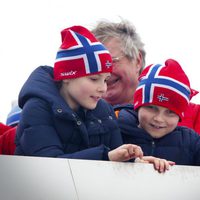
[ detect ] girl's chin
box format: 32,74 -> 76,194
86,103 -> 98,110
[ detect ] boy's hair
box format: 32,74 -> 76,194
92,18 -> 146,73
133,59 -> 198,120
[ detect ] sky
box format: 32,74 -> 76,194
0,0 -> 200,123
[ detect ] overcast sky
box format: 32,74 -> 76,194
0,0 -> 199,123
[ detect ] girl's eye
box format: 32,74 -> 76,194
89,76 -> 98,81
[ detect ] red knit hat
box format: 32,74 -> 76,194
134,59 -> 198,120
54,25 -> 113,80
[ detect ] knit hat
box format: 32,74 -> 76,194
6,101 -> 22,126
134,59 -> 198,120
54,25 -> 113,80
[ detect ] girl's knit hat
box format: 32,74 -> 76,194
54,25 -> 113,80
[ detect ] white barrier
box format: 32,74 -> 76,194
0,155 -> 200,200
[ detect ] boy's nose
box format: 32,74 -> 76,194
153,113 -> 164,122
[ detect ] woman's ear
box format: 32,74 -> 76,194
136,52 -> 143,74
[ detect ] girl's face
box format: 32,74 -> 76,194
60,73 -> 111,111
138,105 -> 179,138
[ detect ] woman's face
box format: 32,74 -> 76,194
102,37 -> 142,105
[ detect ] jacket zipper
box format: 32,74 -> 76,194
151,140 -> 155,155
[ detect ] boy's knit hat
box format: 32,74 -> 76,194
133,59 -> 198,120
6,101 -> 22,126
54,25 -> 113,80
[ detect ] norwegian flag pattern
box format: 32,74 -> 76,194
137,64 -> 191,104
55,30 -> 110,74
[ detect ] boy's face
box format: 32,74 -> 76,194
138,105 -> 179,138
61,73 -> 111,111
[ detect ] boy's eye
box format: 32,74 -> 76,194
146,105 -> 156,110
166,110 -> 177,115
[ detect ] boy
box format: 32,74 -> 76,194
118,59 -> 200,165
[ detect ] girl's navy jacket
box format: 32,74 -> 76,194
15,66 -> 123,160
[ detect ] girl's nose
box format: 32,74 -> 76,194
98,82 -> 107,93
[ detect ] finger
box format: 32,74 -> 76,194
135,157 -> 149,163
158,159 -> 165,173
168,161 -> 176,166
126,145 -> 135,158
124,144 -> 144,160
153,159 -> 160,171
164,160 -> 170,170
119,148 -> 131,161
134,146 -> 143,158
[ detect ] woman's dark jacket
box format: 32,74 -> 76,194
15,66 -> 123,160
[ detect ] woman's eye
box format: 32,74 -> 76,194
104,78 -> 110,83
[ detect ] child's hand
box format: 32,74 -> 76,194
108,144 -> 143,162
135,156 -> 175,173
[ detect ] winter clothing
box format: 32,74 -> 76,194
117,108 -> 200,165
178,102 -> 200,134
0,126 -> 16,154
54,25 -> 112,81
0,101 -> 21,154
0,123 -> 11,135
15,66 -> 122,160
134,59 -> 198,120
6,101 -> 22,126
0,123 -> 16,155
